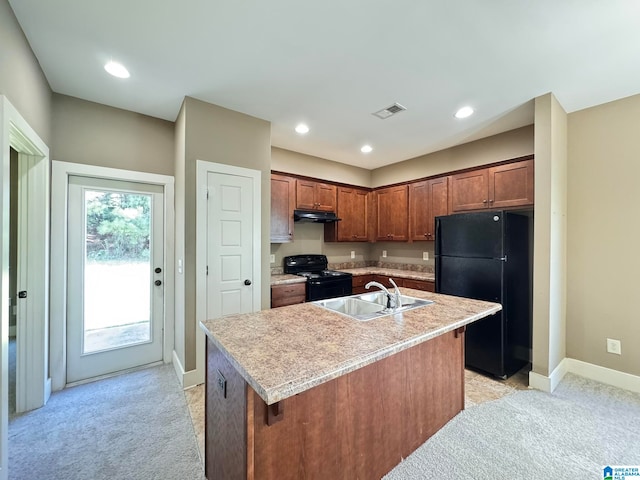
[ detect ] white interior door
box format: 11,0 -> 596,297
66,176 -> 164,383
206,172 -> 254,319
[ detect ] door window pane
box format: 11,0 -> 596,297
83,190 -> 152,354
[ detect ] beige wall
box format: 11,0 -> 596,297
178,97 -> 271,371
566,93 -> 640,376
371,125 -> 534,187
173,103 -> 187,365
51,94 -> 174,175
272,147 -> 371,187
532,93 -> 568,379
0,0 -> 52,144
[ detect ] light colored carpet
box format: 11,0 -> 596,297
384,373 -> 640,479
9,365 -> 205,480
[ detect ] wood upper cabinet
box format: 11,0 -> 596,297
296,180 -> 337,211
450,159 -> 534,212
375,185 -> 408,241
409,176 -> 449,241
489,159 -> 534,208
325,186 -> 369,242
270,174 -> 295,243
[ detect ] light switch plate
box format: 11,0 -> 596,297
382,250 -> 387,258
351,251 -> 355,259
270,254 -> 276,263
422,252 -> 429,260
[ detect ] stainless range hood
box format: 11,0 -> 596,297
293,210 -> 341,223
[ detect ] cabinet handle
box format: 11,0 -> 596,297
423,233 -> 428,237
483,199 -> 487,204
489,199 -> 493,204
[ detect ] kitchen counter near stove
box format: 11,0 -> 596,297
339,266 -> 435,282
269,274 -> 306,286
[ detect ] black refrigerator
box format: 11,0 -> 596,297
435,211 -> 531,378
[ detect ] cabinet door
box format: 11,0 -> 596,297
409,177 -> 448,241
315,183 -> 337,211
271,283 -> 306,308
270,175 -> 295,243
450,169 -> 489,212
376,185 -> 408,241
337,187 -> 368,241
488,159 -> 534,209
296,180 -> 317,210
409,180 -> 429,241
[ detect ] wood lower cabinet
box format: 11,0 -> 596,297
353,274 -> 434,293
271,283 -> 305,308
270,174 -> 295,243
409,176 -> 449,241
375,185 -> 408,241
351,274 -> 374,294
325,186 -> 369,242
450,158 -> 534,212
205,329 -> 465,480
296,180 -> 336,212
402,278 -> 435,292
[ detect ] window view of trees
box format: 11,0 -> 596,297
85,191 -> 151,261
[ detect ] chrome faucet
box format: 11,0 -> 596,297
365,279 -> 402,310
389,278 -> 402,309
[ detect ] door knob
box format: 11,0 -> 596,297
155,267 -> 162,274
244,279 -> 252,286
154,280 -> 162,286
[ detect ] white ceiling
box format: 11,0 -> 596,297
9,0 -> 640,169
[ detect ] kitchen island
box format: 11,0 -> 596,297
200,288 -> 501,480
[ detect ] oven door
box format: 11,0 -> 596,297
306,277 -> 352,301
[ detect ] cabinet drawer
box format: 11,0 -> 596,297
352,275 -> 374,294
402,279 -> 435,292
271,283 -> 306,308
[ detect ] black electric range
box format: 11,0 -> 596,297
283,254 -> 352,301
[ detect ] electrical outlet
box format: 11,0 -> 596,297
269,254 -> 276,264
382,250 -> 387,258
422,251 -> 429,261
350,251 -> 355,259
606,338 -> 622,355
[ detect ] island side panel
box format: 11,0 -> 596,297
205,338 -> 248,480
251,329 -> 465,480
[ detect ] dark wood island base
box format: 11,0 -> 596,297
206,328 -> 465,480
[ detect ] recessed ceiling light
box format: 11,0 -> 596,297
361,145 -> 373,153
455,106 -> 474,119
104,60 -> 130,79
295,123 -> 309,134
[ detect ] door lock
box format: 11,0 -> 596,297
18,291 -> 27,299
154,267 -> 162,274
154,280 -> 162,286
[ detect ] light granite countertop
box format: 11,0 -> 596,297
270,274 -> 307,286
200,288 -> 500,405
339,267 -> 435,282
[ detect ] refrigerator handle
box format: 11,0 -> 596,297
434,217 -> 441,256
500,255 -> 507,262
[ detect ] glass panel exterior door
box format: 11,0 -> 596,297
67,176 -> 164,383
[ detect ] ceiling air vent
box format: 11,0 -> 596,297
372,103 -> 407,119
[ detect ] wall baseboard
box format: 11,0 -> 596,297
529,357 -> 640,394
172,350 -> 201,390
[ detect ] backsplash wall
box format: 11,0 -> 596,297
270,223 -> 435,274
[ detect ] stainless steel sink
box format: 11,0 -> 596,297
356,292 -> 434,311
313,293 -> 434,321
